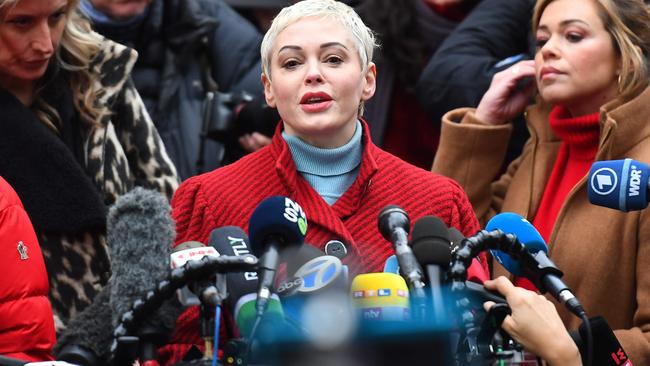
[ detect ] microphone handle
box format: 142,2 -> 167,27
426,265 -> 446,325
256,240 -> 281,314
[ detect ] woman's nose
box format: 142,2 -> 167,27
31,22 -> 54,56
540,37 -> 559,60
304,62 -> 324,85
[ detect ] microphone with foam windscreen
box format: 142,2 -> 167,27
486,212 -> 585,319
248,196 -> 307,319
377,206 -> 426,302
106,187 -> 181,364
588,158 -> 650,211
55,188 -> 181,365
409,216 -> 450,325
350,273 -> 410,322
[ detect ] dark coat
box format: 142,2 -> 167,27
416,0 -> 534,163
92,0 -> 265,180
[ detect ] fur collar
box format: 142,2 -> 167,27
0,89 -> 106,233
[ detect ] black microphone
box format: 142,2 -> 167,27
248,196 -> 307,319
377,206 -> 426,298
53,287 -> 111,365
206,225 -> 285,340
410,215 -> 450,325
448,227 -> 465,255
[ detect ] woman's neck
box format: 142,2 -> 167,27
0,75 -> 35,106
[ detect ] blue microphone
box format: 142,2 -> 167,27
486,212 -> 547,277
248,196 -> 307,318
588,158 -> 650,211
486,212 -> 585,318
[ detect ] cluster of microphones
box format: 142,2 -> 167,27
3,158 -> 645,366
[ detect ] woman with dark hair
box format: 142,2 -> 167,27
357,0 -> 480,169
433,0 -> 650,363
0,0 -> 179,331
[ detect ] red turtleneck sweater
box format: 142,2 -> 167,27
516,106 -> 600,291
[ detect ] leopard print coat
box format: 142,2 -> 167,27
1,37 -> 179,332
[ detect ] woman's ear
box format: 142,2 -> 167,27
361,62 -> 377,102
261,73 -> 276,108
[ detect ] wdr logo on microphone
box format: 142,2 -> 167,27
590,167 -> 618,196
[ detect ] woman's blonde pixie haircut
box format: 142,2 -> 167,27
260,0 -> 377,81
533,0 -> 650,101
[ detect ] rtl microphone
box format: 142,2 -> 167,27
170,241 -> 219,306
410,216 -> 450,325
588,158 -> 650,211
377,205 -> 426,299
350,273 -> 410,322
248,196 -> 307,319
486,212 -> 585,318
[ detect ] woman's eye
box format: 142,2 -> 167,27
282,60 -> 300,69
325,56 -> 343,65
535,38 -> 548,49
50,10 -> 65,23
8,16 -> 31,27
566,32 -> 583,43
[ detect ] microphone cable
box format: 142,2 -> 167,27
109,254 -> 258,364
448,229 -> 592,366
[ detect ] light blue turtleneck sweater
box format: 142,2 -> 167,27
282,121 -> 363,205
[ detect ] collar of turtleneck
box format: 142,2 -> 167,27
79,0 -> 149,36
282,120 -> 363,205
549,105 -> 601,160
282,120 -> 363,176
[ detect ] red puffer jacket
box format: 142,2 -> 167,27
0,176 -> 55,361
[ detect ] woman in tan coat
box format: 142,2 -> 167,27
433,0 -> 650,363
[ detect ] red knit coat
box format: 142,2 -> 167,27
0,177 -> 55,361
159,120 -> 488,364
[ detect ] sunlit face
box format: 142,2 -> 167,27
0,0 -> 67,89
261,16 -> 376,148
90,0 -> 152,20
535,0 -> 621,116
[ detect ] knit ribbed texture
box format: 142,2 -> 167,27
532,106 -> 600,243
159,120 -> 487,365
282,120 -> 362,205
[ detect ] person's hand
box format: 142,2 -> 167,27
475,60 -> 537,125
239,132 -> 272,153
484,276 -> 582,366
